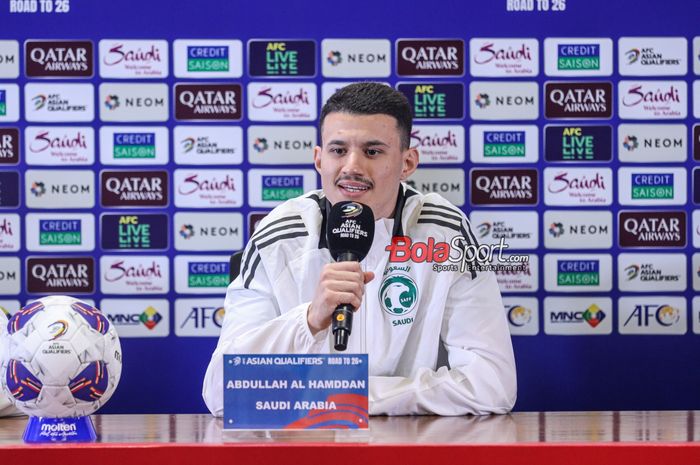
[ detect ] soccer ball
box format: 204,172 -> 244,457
0,296 -> 122,418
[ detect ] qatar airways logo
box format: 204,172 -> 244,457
619,81 -> 687,119
99,40 -> 168,78
544,168 -> 612,206
175,84 -> 242,121
174,169 -> 243,208
100,256 -> 169,294
26,41 -> 93,77
0,128 -> 18,163
397,39 -> 464,76
247,83 -> 317,121
469,39 -> 538,76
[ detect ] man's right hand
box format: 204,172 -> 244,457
307,261 -> 375,335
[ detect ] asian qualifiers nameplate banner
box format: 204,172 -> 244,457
223,354 -> 368,430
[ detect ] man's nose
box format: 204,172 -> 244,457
342,148 -> 365,174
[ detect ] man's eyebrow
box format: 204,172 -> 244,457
364,140 -> 389,147
327,139 -> 347,146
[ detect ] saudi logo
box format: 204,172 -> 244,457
379,274 -> 418,316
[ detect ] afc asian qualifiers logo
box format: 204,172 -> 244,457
0,128 -> 19,164
397,83 -> 464,120
248,40 -> 316,77
396,39 -> 464,76
470,169 -> 538,206
25,41 -> 93,78
545,82 -> 612,119
619,211 -> 686,248
26,257 -> 94,294
544,126 -> 612,162
175,84 -> 242,121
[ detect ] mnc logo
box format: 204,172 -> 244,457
188,262 -> 229,288
550,304 -> 606,328
249,40 -> 315,77
545,126 -> 612,161
483,131 -> 525,157
113,133 -> 155,159
558,44 -> 600,70
557,260 -> 599,286
187,45 -> 228,72
39,219 -> 81,246
631,173 -> 673,200
101,214 -> 169,250
262,175 -> 304,201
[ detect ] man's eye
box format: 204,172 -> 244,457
366,149 -> 381,156
330,148 -> 345,155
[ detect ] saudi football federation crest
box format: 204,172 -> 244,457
379,274 -> 418,316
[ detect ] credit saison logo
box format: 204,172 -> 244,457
557,260 -> 599,286
100,40 -> 167,78
262,175 -> 304,201
175,84 -> 242,120
188,262 -> 229,288
100,171 -> 168,207
483,131 -> 525,157
26,257 -> 94,293
0,128 -> 18,163
631,173 -> 673,200
26,41 -> 93,77
39,219 -> 81,246
470,39 -> 538,76
550,303 -> 606,328
557,44 -> 600,71
545,82 -> 612,118
619,211 -> 685,247
187,45 -> 229,72
544,126 -> 612,162
101,214 -> 169,250
113,132 -> 155,159
397,39 -> 464,76
470,169 -> 537,205
249,40 -> 315,77
397,83 -> 464,119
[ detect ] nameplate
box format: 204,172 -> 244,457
223,354 -> 369,430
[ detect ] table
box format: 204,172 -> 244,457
0,412 -> 698,465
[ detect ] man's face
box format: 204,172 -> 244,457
314,112 -> 418,219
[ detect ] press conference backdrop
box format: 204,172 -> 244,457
0,0 -> 698,413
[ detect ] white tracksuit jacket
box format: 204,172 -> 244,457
0,311 -> 21,417
203,185 -> 516,416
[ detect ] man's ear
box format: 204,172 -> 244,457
313,145 -> 322,174
400,147 -> 419,180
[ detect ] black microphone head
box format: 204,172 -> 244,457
326,201 -> 375,261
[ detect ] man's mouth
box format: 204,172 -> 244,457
336,177 -> 373,195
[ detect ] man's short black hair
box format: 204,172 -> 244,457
319,82 -> 413,150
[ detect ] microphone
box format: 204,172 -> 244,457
326,201 -> 375,351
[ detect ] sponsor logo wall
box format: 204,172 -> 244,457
0,35 -> 697,347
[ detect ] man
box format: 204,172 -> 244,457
203,82 -> 516,416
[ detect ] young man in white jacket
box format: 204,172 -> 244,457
203,82 -> 516,416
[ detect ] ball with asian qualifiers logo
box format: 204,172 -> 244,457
0,296 -> 122,418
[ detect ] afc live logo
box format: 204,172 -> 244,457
397,83 -> 464,120
248,40 -> 316,77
